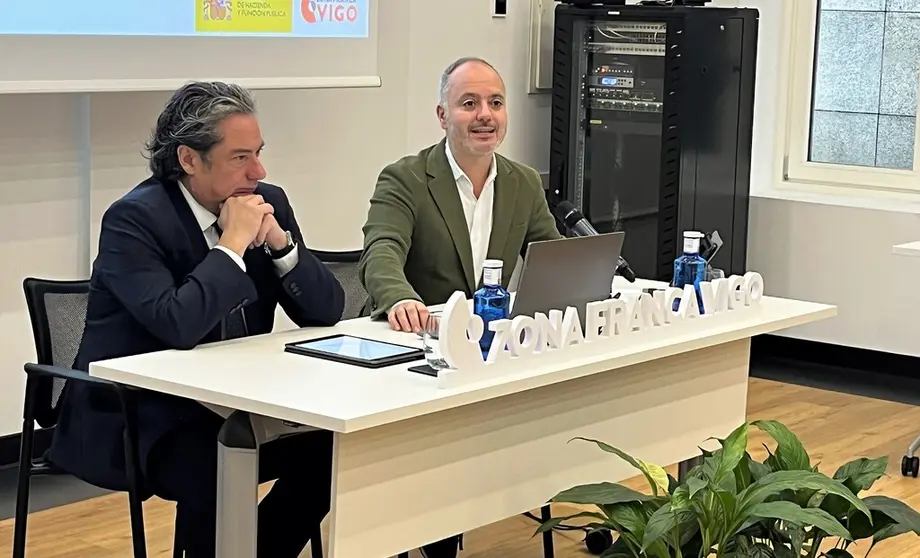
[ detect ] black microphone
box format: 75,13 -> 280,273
552,200 -> 637,283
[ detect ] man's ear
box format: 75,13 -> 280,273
177,145 -> 198,175
436,104 -> 447,131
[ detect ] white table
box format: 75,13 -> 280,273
89,281 -> 836,558
891,243 -> 920,464
893,241 -> 920,257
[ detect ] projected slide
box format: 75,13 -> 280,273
0,0 -> 369,38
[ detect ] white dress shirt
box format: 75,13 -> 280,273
178,183 -> 299,276
445,140 -> 497,285
389,142 -> 497,314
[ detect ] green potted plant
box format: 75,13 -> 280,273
537,420 -> 920,557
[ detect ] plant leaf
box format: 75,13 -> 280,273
753,420 -> 811,471
849,494 -> 920,540
833,457 -> 888,493
604,501 -> 648,535
822,550 -> 854,558
598,549 -> 633,557
639,460 -> 671,497
747,542 -> 776,558
714,489 -> 738,525
748,457 -> 772,482
870,522 -> 912,548
819,493 -> 852,520
788,524 -> 807,555
551,482 -> 651,506
773,544 -> 798,558
763,446 -> 781,472
687,476 -> 707,499
750,501 -> 853,541
670,484 -> 691,510
862,495 -> 920,535
667,473 -> 680,495
638,503 -> 697,555
640,504 -> 678,552
599,537 -> 634,558
696,451 -> 739,493
737,470 -> 870,523
570,437 -> 669,497
714,423 -> 749,486
733,452 -> 757,492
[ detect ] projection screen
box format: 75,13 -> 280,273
0,0 -> 379,93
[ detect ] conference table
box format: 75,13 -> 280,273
88,277 -> 836,558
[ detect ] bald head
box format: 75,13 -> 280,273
436,56 -> 508,162
438,57 -> 506,108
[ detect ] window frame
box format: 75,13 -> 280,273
778,0 -> 920,194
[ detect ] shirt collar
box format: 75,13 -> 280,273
178,179 -> 218,232
445,140 -> 497,186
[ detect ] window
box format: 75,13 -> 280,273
783,0 -> 920,191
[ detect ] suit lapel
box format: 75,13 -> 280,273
163,178 -> 241,342
164,179 -> 210,263
426,140 -> 476,293
486,157 -> 519,261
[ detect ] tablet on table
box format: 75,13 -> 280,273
284,334 -> 424,369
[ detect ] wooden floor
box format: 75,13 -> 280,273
2,378 -> 920,557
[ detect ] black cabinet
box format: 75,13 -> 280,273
548,2 -> 759,281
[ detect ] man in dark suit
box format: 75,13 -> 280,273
47,81 -> 345,558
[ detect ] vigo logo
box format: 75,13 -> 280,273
300,0 -> 359,23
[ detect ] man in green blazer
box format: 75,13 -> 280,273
360,56 -> 562,338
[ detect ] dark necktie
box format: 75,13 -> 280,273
212,222 -> 249,340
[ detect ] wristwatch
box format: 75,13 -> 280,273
264,230 -> 296,259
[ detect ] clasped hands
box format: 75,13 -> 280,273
215,194 -> 288,257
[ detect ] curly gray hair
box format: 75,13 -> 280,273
145,81 -> 256,180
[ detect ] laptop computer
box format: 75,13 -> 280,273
511,232 -> 626,319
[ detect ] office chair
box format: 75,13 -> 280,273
17,279 -> 324,558
16,278 -> 149,558
902,442 -> 920,477
310,249 -> 369,319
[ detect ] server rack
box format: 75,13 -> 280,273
547,1 -> 759,281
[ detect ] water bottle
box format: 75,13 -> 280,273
672,231 -> 708,313
474,259 -> 511,358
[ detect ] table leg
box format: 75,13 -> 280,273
216,410 -> 260,558
540,504 -> 555,558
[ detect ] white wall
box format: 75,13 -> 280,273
741,0 -> 920,357
2,0 -> 912,438
0,0 -> 550,436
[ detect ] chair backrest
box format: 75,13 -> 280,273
22,278 -> 89,428
309,249 -> 369,320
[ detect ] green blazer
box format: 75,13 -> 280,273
360,139 -> 562,319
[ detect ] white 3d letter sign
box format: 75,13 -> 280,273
435,272 -> 765,389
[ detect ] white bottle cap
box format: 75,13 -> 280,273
682,231 -> 703,254
482,259 -> 503,286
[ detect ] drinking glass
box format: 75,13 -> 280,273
422,311 -> 449,370
706,266 -> 726,281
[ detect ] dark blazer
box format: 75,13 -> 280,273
47,177 -> 345,495
359,139 -> 562,318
